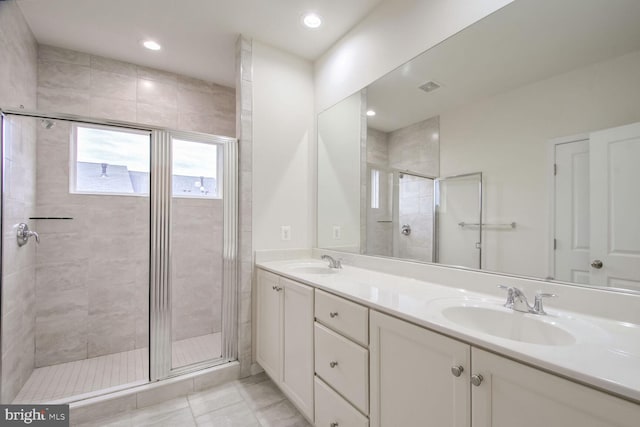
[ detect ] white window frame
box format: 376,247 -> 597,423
170,132 -> 224,200
70,122 -> 152,197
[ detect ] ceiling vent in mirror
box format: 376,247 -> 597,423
419,80 -> 441,93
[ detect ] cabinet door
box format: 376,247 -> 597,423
471,348 -> 640,427
281,278 -> 314,421
256,269 -> 282,381
370,310 -> 470,427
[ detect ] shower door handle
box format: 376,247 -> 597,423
17,223 -> 40,246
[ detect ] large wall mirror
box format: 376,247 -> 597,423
317,0 -> 640,293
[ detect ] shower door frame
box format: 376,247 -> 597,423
434,172 -> 483,269
0,109 -> 239,396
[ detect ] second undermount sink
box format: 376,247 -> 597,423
285,263 -> 338,275
442,303 -> 576,346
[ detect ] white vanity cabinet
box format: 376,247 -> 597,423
256,269 -> 314,421
370,310 -> 640,427
471,348 -> 640,427
369,310 -> 471,427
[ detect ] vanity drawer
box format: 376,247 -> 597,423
315,322 -> 369,414
315,289 -> 369,346
315,376 -> 369,427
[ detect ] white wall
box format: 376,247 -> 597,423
252,41 -> 315,250
314,0 -> 513,112
439,49 -> 640,278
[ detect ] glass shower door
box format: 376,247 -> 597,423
170,133 -> 225,370
435,172 -> 483,269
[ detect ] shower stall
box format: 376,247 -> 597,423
0,110 -> 238,404
366,166 -> 482,268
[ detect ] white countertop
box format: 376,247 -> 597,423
256,259 -> 640,403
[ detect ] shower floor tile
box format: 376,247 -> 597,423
172,332 -> 222,368
13,332 -> 221,403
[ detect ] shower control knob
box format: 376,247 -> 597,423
471,374 -> 484,387
329,312 -> 338,318
450,365 -> 464,377
590,260 -> 603,269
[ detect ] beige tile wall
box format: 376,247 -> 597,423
235,36 -> 253,377
33,45 -> 235,367
172,198 -> 223,341
37,45 -> 235,137
366,128 -> 393,257
0,0 -> 38,403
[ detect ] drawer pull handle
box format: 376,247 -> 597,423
471,374 -> 484,387
329,312 -> 339,318
273,286 -> 282,292
330,423 -> 339,427
329,361 -> 338,368
451,365 -> 464,377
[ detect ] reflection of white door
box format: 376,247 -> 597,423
589,123 -> 640,290
554,140 -> 590,284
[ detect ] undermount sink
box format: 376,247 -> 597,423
285,263 -> 338,275
442,304 -> 576,346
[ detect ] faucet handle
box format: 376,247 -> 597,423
497,285 -> 515,307
532,292 -> 557,315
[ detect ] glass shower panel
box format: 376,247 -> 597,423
1,115 -> 150,403
170,136 -> 223,369
396,173 -> 435,263
435,173 -> 482,269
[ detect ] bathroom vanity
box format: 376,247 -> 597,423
255,257 -> 640,427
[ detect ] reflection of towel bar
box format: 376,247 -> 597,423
458,221 -> 516,229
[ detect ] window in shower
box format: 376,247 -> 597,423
71,124 -> 151,195
172,138 -> 222,198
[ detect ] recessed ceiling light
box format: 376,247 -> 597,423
366,110 -> 376,117
143,40 -> 161,51
303,13 -> 322,29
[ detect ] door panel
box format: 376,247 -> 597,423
590,123 -> 640,289
554,140 -> 590,284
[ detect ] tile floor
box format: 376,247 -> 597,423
73,372 -> 311,427
14,333 -> 221,403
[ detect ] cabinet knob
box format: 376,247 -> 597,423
274,286 -> 282,292
450,365 -> 464,377
471,374 -> 484,387
590,259 -> 603,269
329,361 -> 338,368
329,312 -> 339,318
272,285 -> 277,290
330,423 -> 339,427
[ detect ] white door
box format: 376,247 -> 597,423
256,270 -> 282,381
590,122 -> 640,289
370,310 -> 470,427
471,348 -> 640,427
281,278 -> 314,421
554,139 -> 590,284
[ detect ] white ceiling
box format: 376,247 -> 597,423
366,0 -> 640,132
16,0 -> 383,88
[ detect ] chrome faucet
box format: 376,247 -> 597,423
498,285 -> 556,315
321,255 -> 342,269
